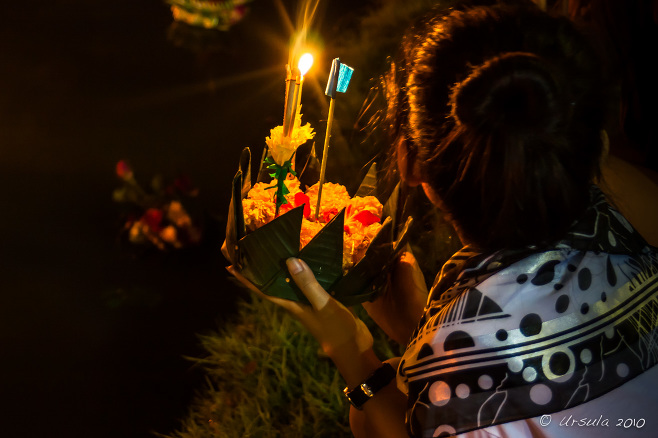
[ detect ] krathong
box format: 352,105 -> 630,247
224,51 -> 410,306
225,149 -> 411,306
167,0 -> 251,30
243,176 -> 384,272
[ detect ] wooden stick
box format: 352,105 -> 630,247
315,97 -> 336,220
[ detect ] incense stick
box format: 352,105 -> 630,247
315,97 -> 336,219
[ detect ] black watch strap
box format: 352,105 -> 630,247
343,363 -> 396,410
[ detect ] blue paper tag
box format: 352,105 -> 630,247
336,63 -> 354,93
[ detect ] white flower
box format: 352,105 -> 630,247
265,112 -> 315,166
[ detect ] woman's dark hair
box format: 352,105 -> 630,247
386,2 -> 607,250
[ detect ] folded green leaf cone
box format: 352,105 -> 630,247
225,147 -> 412,306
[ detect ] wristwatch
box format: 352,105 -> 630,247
343,363 -> 396,410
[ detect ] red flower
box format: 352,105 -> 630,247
278,203 -> 294,216
141,208 -> 164,232
116,160 -> 133,181
294,192 -> 311,218
323,208 -> 339,223
276,192 -> 311,218
351,210 -> 380,226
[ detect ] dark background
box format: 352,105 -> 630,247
0,1 -> 373,437
2,1 -> 657,437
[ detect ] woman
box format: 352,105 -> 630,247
229,1 -> 658,436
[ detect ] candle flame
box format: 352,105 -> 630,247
298,53 -> 314,77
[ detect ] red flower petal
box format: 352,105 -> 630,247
142,208 -> 164,231
294,192 -> 311,218
277,203 -> 293,217
322,208 -> 339,223
344,225 -> 351,234
352,210 -> 380,226
116,160 -> 133,180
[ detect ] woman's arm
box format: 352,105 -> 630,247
227,259 -> 410,437
348,357 -> 408,438
284,259 -> 410,438
328,341 -> 409,438
362,249 -> 428,345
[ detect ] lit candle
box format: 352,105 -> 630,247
298,53 -> 314,76
296,53 -> 314,119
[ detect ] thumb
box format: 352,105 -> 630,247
286,258 -> 331,311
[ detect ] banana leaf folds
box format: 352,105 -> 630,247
225,147 -> 412,305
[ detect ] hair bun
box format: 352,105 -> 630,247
450,52 -> 560,133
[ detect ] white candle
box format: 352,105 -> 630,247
295,53 -> 314,120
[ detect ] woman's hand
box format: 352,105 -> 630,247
227,258 -> 373,361
362,249 -> 428,345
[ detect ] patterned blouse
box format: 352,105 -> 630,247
397,187 -> 658,437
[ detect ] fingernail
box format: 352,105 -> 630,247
286,258 -> 304,275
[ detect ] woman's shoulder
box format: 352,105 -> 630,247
398,240 -> 658,437
600,154 -> 658,247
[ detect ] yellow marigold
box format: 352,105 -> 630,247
300,219 -> 324,248
346,195 -> 383,220
247,177 -> 302,202
265,112 -> 315,166
167,200 -> 192,228
159,225 -> 180,247
243,178 -> 385,272
129,221 -> 144,243
242,198 -> 276,231
305,182 -> 352,220
343,222 -> 383,271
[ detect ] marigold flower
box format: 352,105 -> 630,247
167,200 -> 192,228
305,182 -> 351,221
247,178 -> 301,202
300,219 -> 323,248
160,225 -> 179,245
265,112 -> 315,166
242,198 -> 276,231
242,178 -> 384,271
